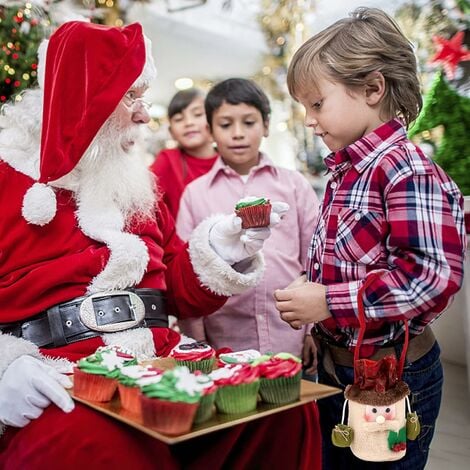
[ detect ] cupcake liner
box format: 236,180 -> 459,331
194,392 -> 216,424
118,384 -> 142,417
141,396 -> 199,435
73,368 -> 117,402
259,372 -> 302,405
215,380 -> 260,414
236,204 -> 271,229
175,357 -> 215,374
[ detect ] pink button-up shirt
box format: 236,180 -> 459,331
176,154 -> 320,356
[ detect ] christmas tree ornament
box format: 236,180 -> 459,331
430,31 -> 470,80
331,274 -> 420,462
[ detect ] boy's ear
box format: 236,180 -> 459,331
364,71 -> 386,105
263,119 -> 270,138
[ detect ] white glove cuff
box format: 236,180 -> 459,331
189,214 -> 266,296
0,332 -> 41,380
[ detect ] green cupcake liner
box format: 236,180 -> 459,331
259,372 -> 301,405
215,381 -> 260,414
194,392 -> 216,424
175,357 -> 215,374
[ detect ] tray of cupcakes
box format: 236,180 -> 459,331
69,343 -> 340,444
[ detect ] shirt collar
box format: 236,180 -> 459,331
324,119 -> 407,174
207,152 -> 278,186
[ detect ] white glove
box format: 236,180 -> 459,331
209,201 -> 290,265
0,355 -> 74,427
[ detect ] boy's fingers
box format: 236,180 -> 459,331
274,288 -> 292,302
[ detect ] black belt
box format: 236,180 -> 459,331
0,288 -> 169,348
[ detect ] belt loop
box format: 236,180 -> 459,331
47,305 -> 67,347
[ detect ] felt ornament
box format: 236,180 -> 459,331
331,273 -> 420,462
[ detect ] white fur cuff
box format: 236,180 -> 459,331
188,215 -> 265,297
0,332 -> 42,380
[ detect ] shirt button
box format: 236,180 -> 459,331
313,263 -> 320,270
354,213 -> 361,221
330,182 -> 337,189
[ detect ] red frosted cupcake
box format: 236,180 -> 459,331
73,346 -> 137,402
170,341 -> 215,373
140,366 -> 201,435
210,364 -> 260,414
235,196 -> 271,229
256,353 -> 302,405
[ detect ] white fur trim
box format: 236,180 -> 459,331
0,333 -> 41,380
188,215 -> 265,296
133,35 -> 157,88
102,328 -> 156,361
21,182 -> 57,226
37,39 -> 48,90
42,356 -> 74,374
76,206 -> 149,293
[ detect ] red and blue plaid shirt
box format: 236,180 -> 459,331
308,119 -> 466,354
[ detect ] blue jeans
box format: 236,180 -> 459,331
317,341 -> 443,470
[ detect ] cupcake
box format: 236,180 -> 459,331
117,365 -> 163,417
210,364 -> 260,414
170,341 -> 215,373
218,349 -> 261,366
73,346 -> 137,402
192,371 -> 218,424
140,366 -> 201,435
255,352 -> 302,405
235,196 -> 271,229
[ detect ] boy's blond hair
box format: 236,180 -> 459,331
287,7 -> 422,127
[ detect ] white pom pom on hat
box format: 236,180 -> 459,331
22,182 -> 57,226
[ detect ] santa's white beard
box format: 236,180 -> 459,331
59,113 -> 157,227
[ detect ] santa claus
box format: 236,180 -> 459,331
0,21 -> 321,469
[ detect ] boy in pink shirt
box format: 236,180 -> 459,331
177,78 -> 320,370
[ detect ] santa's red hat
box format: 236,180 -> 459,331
22,21 -> 156,225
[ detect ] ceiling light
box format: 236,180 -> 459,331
174,77 -> 194,90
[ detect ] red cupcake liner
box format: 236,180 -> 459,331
118,383 -> 142,417
73,367 -> 117,402
141,396 -> 199,435
235,203 -> 271,229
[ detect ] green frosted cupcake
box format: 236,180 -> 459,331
210,364 -> 260,414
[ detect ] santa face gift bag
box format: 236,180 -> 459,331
331,274 -> 420,462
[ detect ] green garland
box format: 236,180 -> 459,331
409,71 -> 470,195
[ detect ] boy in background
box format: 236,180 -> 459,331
151,88 -> 217,220
177,78 -> 320,373
276,7 -> 466,469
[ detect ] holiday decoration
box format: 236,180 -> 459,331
430,31 -> 470,79
331,275 -> 420,462
0,2 -> 50,102
409,70 -> 470,195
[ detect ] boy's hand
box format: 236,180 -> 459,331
274,282 -> 331,329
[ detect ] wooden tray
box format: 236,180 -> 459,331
70,379 -> 340,444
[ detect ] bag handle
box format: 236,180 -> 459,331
354,272 -> 409,379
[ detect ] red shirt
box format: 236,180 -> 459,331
150,148 -> 217,220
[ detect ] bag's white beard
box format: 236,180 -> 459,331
60,114 -> 157,226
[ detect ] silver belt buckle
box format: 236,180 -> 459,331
79,290 -> 145,333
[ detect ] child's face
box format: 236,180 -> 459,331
210,101 -> 268,175
297,76 -> 385,152
169,96 -> 212,152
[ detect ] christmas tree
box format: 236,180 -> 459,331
0,2 -> 50,103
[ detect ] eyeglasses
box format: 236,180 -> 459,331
123,91 -> 152,111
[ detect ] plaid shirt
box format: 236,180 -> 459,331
308,119 -> 466,355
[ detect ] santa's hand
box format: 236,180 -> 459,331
0,356 -> 74,427
269,201 -> 290,226
209,213 -> 271,265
